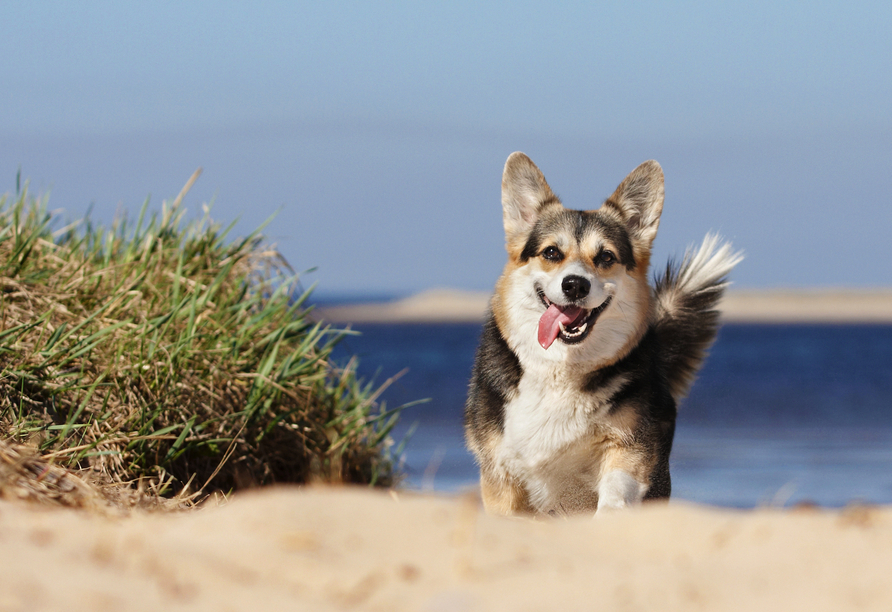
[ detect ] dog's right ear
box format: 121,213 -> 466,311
501,152 -> 558,242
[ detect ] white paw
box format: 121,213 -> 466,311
596,470 -> 646,515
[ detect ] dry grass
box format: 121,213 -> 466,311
0,173 -> 408,510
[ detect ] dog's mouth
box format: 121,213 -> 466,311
536,288 -> 612,350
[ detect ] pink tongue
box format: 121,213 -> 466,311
538,304 -> 585,350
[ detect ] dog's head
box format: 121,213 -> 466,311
493,152 -> 664,365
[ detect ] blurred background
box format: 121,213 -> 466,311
2,1 -> 891,296
2,1 -> 891,506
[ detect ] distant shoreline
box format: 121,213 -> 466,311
315,288 -> 892,324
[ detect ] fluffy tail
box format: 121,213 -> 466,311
653,233 -> 743,402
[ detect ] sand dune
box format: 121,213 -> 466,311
317,287 -> 892,324
2,487 -> 891,611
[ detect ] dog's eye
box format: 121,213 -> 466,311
542,246 -> 563,261
596,250 -> 616,266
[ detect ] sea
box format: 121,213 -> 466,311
330,321 -> 892,508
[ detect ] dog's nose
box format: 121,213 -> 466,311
561,275 -> 590,301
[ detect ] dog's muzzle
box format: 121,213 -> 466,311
536,286 -> 612,349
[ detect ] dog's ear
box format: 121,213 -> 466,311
501,152 -> 558,241
605,160 -> 664,246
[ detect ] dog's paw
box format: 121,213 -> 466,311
596,470 -> 646,515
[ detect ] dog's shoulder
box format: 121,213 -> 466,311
594,326 -> 677,431
464,310 -> 522,444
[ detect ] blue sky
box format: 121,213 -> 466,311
2,1 -> 891,296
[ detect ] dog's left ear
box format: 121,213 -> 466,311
605,160 -> 664,246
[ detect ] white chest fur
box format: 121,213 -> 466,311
496,367 -> 625,513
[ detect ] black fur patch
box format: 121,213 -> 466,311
583,327 -> 677,500
519,208 -> 636,270
652,256 -> 728,400
601,330 -> 676,422
464,311 -> 523,437
582,359 -> 625,393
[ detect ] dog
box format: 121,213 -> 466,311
464,152 -> 741,516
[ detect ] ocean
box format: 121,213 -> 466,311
331,322 -> 892,508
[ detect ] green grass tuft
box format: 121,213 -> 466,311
0,176 -> 407,506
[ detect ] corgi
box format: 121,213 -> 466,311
464,152 -> 742,516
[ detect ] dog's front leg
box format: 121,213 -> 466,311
596,469 -> 648,513
479,469 -> 532,516
595,446 -> 651,514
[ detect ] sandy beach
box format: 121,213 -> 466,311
2,486 -> 891,611
3,291 -> 890,611
316,287 -> 892,324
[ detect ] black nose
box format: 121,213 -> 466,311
561,275 -> 590,301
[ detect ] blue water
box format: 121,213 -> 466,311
331,323 -> 892,508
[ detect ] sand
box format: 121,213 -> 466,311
5,291 -> 889,610
317,287 -> 892,324
2,486 -> 891,611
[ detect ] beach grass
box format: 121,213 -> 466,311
0,172 -> 406,509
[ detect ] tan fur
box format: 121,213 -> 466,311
479,472 -> 533,515
599,444 -> 655,496
605,402 -> 641,436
